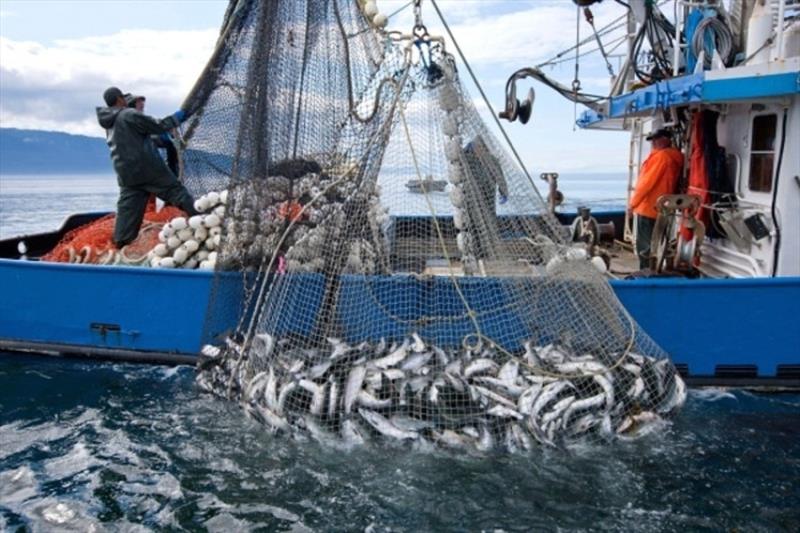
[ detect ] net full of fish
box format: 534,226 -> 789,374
196,333 -> 686,452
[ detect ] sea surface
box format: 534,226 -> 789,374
1,174 -> 799,531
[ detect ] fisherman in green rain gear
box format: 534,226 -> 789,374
96,86 -> 197,247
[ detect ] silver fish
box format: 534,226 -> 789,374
371,339 -> 409,369
389,415 -> 434,432
382,368 -> 405,381
541,395 -> 575,426
264,367 -> 279,411
561,393 -> 604,429
357,390 -> 392,409
487,404 -> 524,420
254,404 -> 290,433
401,351 -> 433,372
477,424 -> 494,452
244,371 -> 269,403
473,376 -> 526,398
593,374 -> 615,411
433,346 -> 449,367
299,379 -> 326,416
276,381 -> 298,414
344,365 -> 366,415
359,408 -> 418,440
464,358 -> 498,379
308,360 -> 332,380
432,429 -> 473,450
327,377 -> 339,418
497,359 -> 519,383
517,383 -> 543,415
411,332 -> 426,353
341,418 -> 366,446
471,385 -> 516,409
445,359 -> 463,377
531,381 -> 572,422
510,423 -> 533,451
252,332 -> 275,359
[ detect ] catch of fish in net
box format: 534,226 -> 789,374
136,0 -> 691,452
198,333 -> 685,450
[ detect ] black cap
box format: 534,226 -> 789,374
125,94 -> 145,107
103,86 -> 124,107
646,128 -> 672,141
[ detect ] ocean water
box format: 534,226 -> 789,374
1,174 -> 798,531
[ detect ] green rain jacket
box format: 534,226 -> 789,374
96,107 -> 181,187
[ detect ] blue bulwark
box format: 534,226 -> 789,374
703,71 -> 800,102
578,69 -> 800,128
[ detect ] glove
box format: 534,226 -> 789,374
172,109 -> 187,123
499,194 -> 508,205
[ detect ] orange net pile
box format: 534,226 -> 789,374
42,197 -> 186,266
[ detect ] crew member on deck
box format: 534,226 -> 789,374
97,86 -> 197,247
629,128 -> 683,269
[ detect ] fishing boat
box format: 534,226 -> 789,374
0,0 -> 798,388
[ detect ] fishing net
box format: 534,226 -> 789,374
41,197 -> 186,265
183,0 -> 685,451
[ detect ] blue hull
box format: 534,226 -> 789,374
1,257 -> 798,384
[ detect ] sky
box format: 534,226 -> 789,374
0,0 -> 635,173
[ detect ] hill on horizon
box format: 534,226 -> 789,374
0,128 -> 111,175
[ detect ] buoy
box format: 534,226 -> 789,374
194,197 -> 209,213
219,190 -> 229,205
184,239 -> 200,253
154,243 -> 169,257
188,215 -> 204,229
173,246 -> 189,265
213,205 -> 226,218
167,236 -> 182,249
373,13 -> 388,28
171,217 -> 188,231
364,1 -> 378,17
204,214 -> 221,228
207,191 -> 221,206
591,255 -> 608,273
194,226 -> 208,241
159,257 -> 176,268
177,228 -> 194,241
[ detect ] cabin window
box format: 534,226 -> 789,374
748,114 -> 777,193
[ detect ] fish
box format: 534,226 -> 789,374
530,381 -> 572,422
472,376 -> 526,398
471,385 -> 516,409
561,393 -> 605,429
327,377 -> 339,418
433,346 -> 450,367
592,374 -> 615,411
411,332 -> 426,353
517,383 -> 543,415
487,405 -> 524,420
401,351 -> 433,372
264,367 -> 279,411
510,423 -> 533,452
464,358 -> 499,379
476,424 -> 494,452
657,373 -> 687,414
276,381 -> 298,415
308,360 -> 332,380
254,404 -> 290,433
497,359 -> 519,383
244,371 -> 269,403
328,338 -> 352,361
344,365 -> 367,415
389,415 -> 434,432
432,429 -> 474,450
370,339 -> 409,369
357,390 -> 393,409
540,395 -> 575,426
251,332 -> 275,360
341,418 -> 366,446
359,408 -> 418,441
299,379 -> 326,416
382,368 -> 405,381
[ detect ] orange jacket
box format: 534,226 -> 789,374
630,147 -> 683,219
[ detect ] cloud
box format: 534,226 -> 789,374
0,29 -> 217,136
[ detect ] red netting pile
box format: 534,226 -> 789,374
42,198 -> 186,266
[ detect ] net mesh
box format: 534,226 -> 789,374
179,0 -> 686,451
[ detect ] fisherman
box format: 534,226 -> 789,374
629,128 -> 683,269
126,94 -> 180,177
461,136 -> 509,258
97,86 -> 197,247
